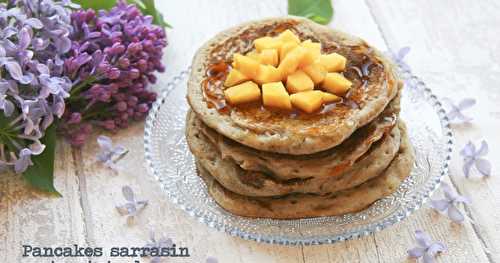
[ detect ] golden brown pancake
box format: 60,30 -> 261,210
194,91 -> 401,180
195,122 -> 414,219
187,17 -> 400,154
188,113 -> 402,197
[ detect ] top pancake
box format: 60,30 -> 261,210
188,17 -> 400,154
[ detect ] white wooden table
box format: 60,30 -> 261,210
1,1 -> 499,262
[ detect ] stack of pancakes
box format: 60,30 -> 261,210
186,17 -> 414,219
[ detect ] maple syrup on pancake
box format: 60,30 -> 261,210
201,21 -> 386,121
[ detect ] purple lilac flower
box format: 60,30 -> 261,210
391,46 -> 411,71
430,183 -> 470,223
442,97 -> 476,123
0,0 -> 75,173
60,1 -> 166,146
96,135 -> 128,170
206,257 -> 218,263
408,230 -> 447,263
144,230 -> 173,263
460,140 -> 491,177
115,185 -> 148,225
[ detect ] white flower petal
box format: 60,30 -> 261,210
415,230 -> 432,248
408,247 -> 425,258
97,135 -> 113,151
428,242 -> 447,256
447,205 -> 465,223
475,158 -> 492,177
430,199 -> 449,212
122,186 -> 135,202
457,98 -> 476,110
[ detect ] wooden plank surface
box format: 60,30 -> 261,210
0,143 -> 88,262
367,1 -> 500,262
0,0 -> 497,262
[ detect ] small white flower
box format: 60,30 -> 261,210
96,135 -> 128,170
408,230 -> 446,263
430,183 -> 470,223
115,186 -> 148,225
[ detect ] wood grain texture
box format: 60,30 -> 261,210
0,143 -> 87,262
0,0 -> 498,262
366,0 -> 500,261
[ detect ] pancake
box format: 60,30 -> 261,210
190,120 -> 401,197
192,123 -> 401,197
187,17 -> 401,155
196,123 -> 414,219
196,90 -> 401,180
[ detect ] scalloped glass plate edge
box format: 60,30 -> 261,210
144,64 -> 453,246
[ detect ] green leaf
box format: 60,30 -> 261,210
127,0 -> 146,9
288,0 -> 334,25
72,0 -> 172,28
22,123 -> 61,196
0,112 -> 23,153
131,0 -> 172,28
72,0 -> 117,11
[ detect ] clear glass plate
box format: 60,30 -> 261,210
144,64 -> 453,245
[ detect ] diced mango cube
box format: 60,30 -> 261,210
290,90 -> 323,113
299,40 -> 322,67
246,50 -> 260,61
301,63 -> 327,84
278,46 -> 307,77
224,81 -> 261,105
300,49 -> 320,67
321,91 -> 342,103
254,65 -> 282,84
319,53 -> 347,72
286,70 -> 314,93
277,29 -> 300,44
233,53 -> 260,78
224,68 -> 250,87
279,42 -> 299,61
262,82 -> 292,110
259,49 -> 279,67
254,37 -> 282,52
322,73 -> 352,96
301,40 -> 321,55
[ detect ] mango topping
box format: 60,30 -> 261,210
286,70 -> 314,93
254,65 -> 282,85
262,82 -> 292,110
233,54 -> 260,78
299,40 -> 321,67
259,49 -> 279,67
321,91 -> 342,103
246,50 -> 261,61
224,81 -> 261,105
319,53 -> 347,72
279,42 -> 299,61
322,73 -> 352,96
278,45 -> 307,77
223,29 -> 350,113
302,63 -> 327,84
301,40 -> 321,56
224,68 -> 250,87
290,90 -> 324,113
254,36 -> 282,52
278,29 -> 301,44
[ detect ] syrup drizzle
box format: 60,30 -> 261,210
201,21 -> 385,118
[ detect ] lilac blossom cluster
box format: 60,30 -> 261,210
0,0 -> 75,173
60,1 -> 166,146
